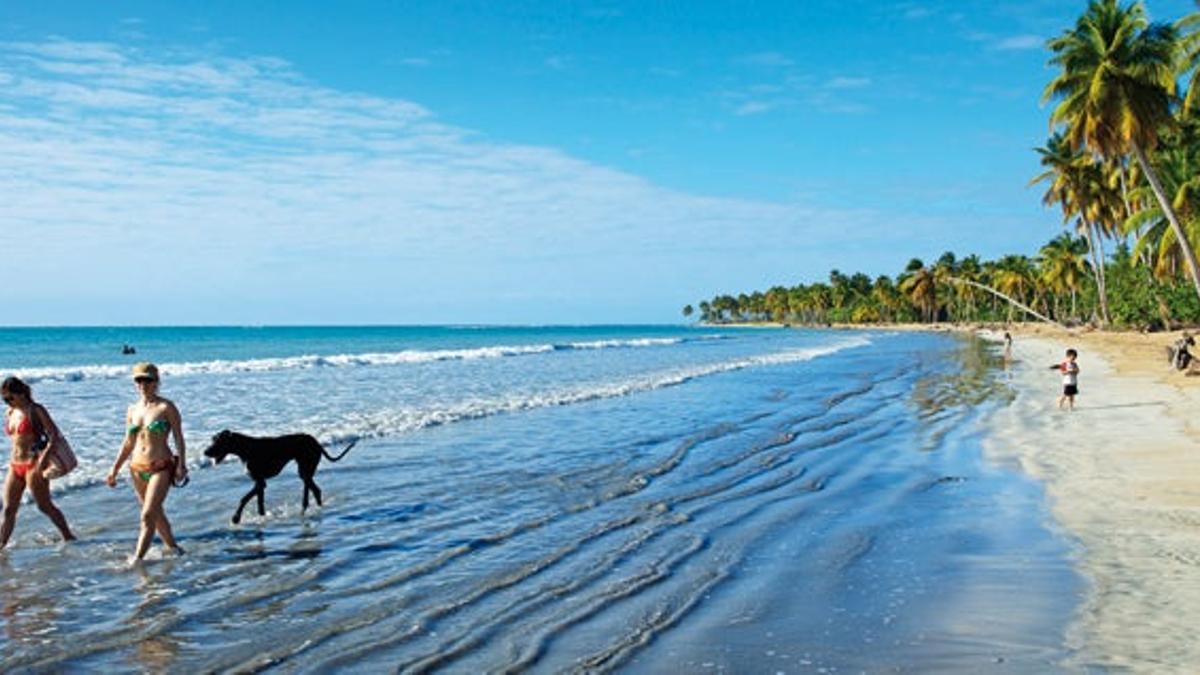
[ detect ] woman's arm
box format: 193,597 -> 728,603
168,401 -> 187,478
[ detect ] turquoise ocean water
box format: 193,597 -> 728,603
0,326 -> 1080,671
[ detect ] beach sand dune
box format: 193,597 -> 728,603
986,330 -> 1200,672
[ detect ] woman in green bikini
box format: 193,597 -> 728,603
106,363 -> 188,561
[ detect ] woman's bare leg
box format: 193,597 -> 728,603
27,472 -> 74,541
134,473 -> 174,560
0,471 -> 25,548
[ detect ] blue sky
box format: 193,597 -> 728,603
1,0 -> 1195,325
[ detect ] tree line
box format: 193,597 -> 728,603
687,0 -> 1200,330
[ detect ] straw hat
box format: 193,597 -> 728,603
131,362 -> 159,381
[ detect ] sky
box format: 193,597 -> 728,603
1,0 -> 1196,325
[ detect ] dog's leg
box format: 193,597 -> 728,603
233,484 -> 260,524
305,478 -> 322,508
302,481 -> 310,511
256,479 -> 267,516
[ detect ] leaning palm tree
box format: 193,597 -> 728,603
1121,123 -> 1200,279
1044,0 -> 1200,301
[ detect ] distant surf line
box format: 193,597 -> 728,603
8,336 -> 731,384
311,336 -> 872,446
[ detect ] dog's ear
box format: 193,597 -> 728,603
213,429 -> 231,442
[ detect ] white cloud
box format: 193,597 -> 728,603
995,34 -> 1043,51
1,38 -> 879,322
734,101 -> 773,116
826,77 -> 871,89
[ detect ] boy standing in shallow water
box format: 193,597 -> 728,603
1051,348 -> 1080,410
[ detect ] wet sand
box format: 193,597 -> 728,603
983,328 -> 1200,672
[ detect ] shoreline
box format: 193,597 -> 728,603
716,320 -> 1200,668
982,329 -> 1200,670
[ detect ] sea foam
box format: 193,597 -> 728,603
11,336 -> 718,384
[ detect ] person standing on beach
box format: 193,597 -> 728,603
1003,331 -> 1013,365
106,363 -> 187,561
1,377 -> 76,549
1051,348 -> 1080,411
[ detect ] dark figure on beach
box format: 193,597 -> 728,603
2,377 -> 76,548
1168,334 -> 1194,371
1003,331 -> 1013,364
203,430 -> 358,524
1049,348 -> 1080,411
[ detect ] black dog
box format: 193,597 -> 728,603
204,430 -> 358,524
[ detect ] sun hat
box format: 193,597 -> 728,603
131,362 -> 159,381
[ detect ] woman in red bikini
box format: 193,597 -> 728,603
105,363 -> 188,561
1,376 -> 76,549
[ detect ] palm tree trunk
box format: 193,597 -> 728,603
1094,222 -> 1111,323
950,277 -> 1069,330
1132,142 -> 1200,301
1118,159 -> 1132,219
1082,220 -> 1110,325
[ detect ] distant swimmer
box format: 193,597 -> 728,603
1049,348 -> 1079,411
122,344 -> 137,355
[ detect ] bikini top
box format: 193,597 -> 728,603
5,411 -> 33,437
128,418 -> 171,436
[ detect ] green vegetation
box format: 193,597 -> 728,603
690,0 -> 1200,331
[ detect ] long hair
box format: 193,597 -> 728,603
1,376 -> 32,401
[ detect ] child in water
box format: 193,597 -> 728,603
1050,348 -> 1080,410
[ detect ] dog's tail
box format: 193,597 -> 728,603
321,438 -> 359,462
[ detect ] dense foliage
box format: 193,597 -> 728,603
690,0 -> 1200,331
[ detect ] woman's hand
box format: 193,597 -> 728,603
106,470 -> 118,487
174,460 -> 188,482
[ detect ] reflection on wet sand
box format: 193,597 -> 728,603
126,563 -> 183,672
911,334 -> 1014,419
1,579 -> 61,647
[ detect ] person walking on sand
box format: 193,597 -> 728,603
1,377 -> 76,549
1050,348 -> 1080,411
106,363 -> 187,561
1003,331 -> 1014,365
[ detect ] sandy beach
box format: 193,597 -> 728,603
983,326 -> 1200,672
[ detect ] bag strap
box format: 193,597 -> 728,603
30,403 -> 44,436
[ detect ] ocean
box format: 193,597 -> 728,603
0,326 -> 1080,672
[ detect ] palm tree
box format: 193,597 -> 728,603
992,255 -> 1037,322
956,254 -> 984,319
1176,8 -> 1200,115
1039,233 -> 1089,319
1032,132 -> 1113,323
1121,124 -> 1200,279
899,259 -> 938,323
933,252 -> 960,320
1044,0 -> 1200,301
871,275 -> 900,322
682,304 -> 694,319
